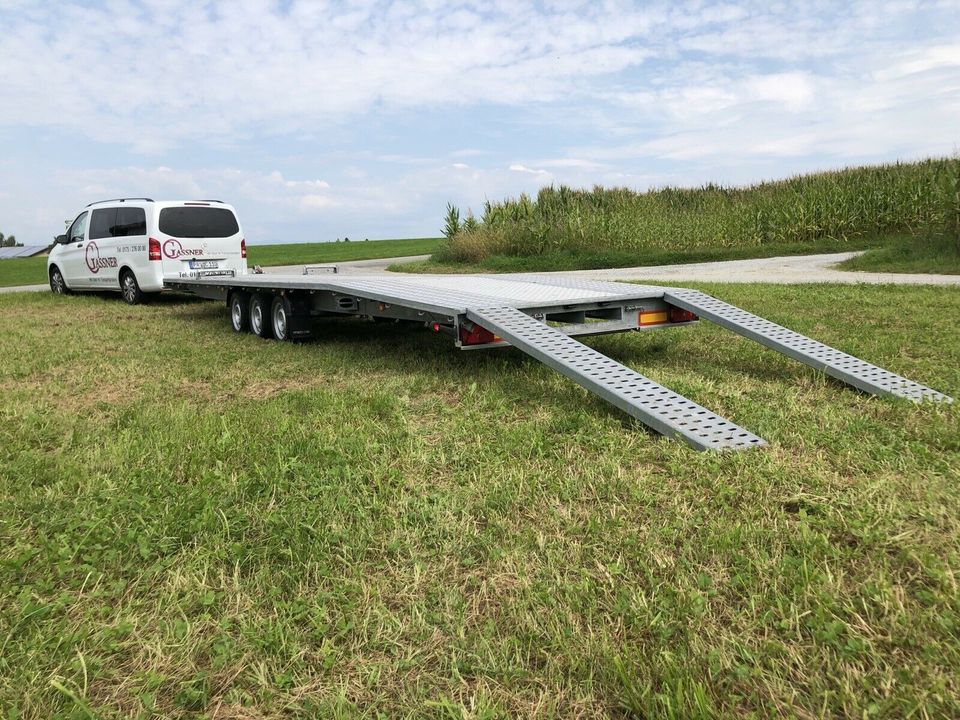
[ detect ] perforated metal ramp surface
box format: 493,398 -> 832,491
466,306 -> 767,451
666,290 -> 953,403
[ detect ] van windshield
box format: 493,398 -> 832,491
159,207 -> 239,238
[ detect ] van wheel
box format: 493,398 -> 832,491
229,292 -> 250,332
49,266 -> 71,295
120,269 -> 145,305
249,294 -> 274,339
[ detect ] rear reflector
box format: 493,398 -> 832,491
241,238 -> 247,259
459,323 -> 500,345
669,307 -> 699,323
639,310 -> 669,326
148,237 -> 161,261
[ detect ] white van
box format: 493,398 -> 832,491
48,198 -> 248,304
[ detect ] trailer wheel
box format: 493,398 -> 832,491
229,292 -> 250,333
249,293 -> 274,339
271,296 -> 294,341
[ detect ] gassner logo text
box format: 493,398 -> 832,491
85,241 -> 118,273
162,239 -> 205,259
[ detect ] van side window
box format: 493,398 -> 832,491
89,208 -> 117,240
68,212 -> 89,243
115,207 -> 147,236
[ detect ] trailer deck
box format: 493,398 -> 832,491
167,272 -> 952,451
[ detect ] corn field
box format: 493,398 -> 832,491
439,157 -> 960,263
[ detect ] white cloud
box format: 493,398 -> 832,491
873,43 -> 960,81
299,194 -> 337,210
450,149 -> 487,158
576,13 -> 960,167
743,72 -> 816,111
508,164 -> 550,175
0,1 -> 659,152
536,158 -> 609,171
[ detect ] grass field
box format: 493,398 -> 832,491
0,238 -> 443,289
1,283 -> 958,717
0,255 -> 47,288
837,233 -> 960,275
245,237 -> 442,268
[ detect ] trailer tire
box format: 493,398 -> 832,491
271,296 -> 294,341
229,292 -> 250,333
249,293 -> 274,339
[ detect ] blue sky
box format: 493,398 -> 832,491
1,0 -> 958,245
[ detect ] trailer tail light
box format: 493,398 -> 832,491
148,237 -> 161,261
669,307 -> 698,323
241,238 -> 247,259
638,310 -> 669,326
459,323 -> 500,345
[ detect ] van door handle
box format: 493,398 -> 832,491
75,243 -> 83,248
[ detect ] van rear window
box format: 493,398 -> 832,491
159,207 -> 239,238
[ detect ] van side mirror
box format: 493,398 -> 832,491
55,234 -> 67,244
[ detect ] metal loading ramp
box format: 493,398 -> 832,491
664,290 -> 952,403
466,306 -> 767,451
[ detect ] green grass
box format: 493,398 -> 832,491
838,233 -> 960,275
1,284 -> 958,717
246,237 -> 442,267
439,157 -> 960,267
0,256 -> 47,287
0,239 -> 443,289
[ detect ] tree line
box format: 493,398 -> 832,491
0,231 -> 21,247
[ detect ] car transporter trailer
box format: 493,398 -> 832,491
166,272 -> 953,452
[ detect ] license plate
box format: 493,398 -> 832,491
189,260 -> 218,269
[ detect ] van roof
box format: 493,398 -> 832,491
85,198 -> 227,207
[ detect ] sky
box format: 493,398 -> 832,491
1,1 -> 959,246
